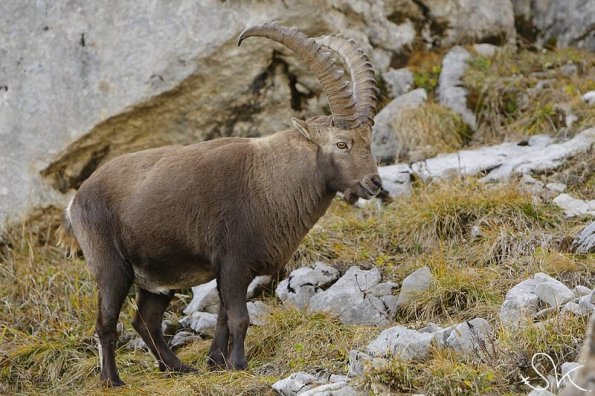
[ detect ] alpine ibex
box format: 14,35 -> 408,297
60,22 -> 381,386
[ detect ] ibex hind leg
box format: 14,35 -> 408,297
93,254 -> 133,387
133,288 -> 196,373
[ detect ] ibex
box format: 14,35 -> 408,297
60,22 -> 381,387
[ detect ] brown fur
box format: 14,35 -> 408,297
66,117 -> 381,386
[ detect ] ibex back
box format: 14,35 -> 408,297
61,22 -> 382,387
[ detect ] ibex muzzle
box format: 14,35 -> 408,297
61,22 -> 381,387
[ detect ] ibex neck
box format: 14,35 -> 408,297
250,130 -> 334,264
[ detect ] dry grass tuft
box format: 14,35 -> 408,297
394,102 -> 472,162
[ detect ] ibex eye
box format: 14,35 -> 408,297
336,142 -> 348,150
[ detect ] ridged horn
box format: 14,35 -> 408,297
316,34 -> 378,127
238,22 -> 359,129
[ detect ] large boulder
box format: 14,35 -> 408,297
0,0 -> 412,227
308,266 -> 397,325
513,0 -> 595,51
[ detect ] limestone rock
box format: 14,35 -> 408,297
377,163 -> 412,197
500,277 -> 543,329
247,301 -> 273,326
272,372 -> 323,396
571,222 -> 595,253
247,275 -> 273,299
446,318 -> 493,354
170,331 -> 200,349
473,43 -> 499,57
553,194 -> 595,218
583,91 -> 595,105
276,262 -> 340,309
534,273 -> 575,307
184,279 -> 219,315
396,266 -> 434,309
366,325 -> 433,361
179,311 -> 217,336
411,128 -> 595,182
559,313 -> 595,395
382,68 -> 413,98
437,46 -> 476,130
372,88 -> 427,163
299,382 -> 359,396
308,266 -> 396,325
513,0 -> 595,51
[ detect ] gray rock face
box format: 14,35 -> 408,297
419,0 -> 515,46
179,311 -> 217,336
366,325 -> 433,361
272,372 -> 323,396
446,318 -> 493,354
382,68 -> 414,98
308,266 -> 396,325
500,277 -> 543,328
371,88 -> 427,163
247,301 -> 273,326
299,382 -> 359,396
553,194 -> 595,218
513,0 -> 595,51
411,128 -> 595,183
276,262 -> 340,309
184,279 -> 220,315
396,266 -> 434,309
169,331 -> 200,349
0,0 -> 417,227
534,273 -> 576,307
572,222 -> 595,254
437,46 -> 476,130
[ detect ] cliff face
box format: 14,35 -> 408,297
0,0 -> 591,226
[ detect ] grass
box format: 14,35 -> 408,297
391,102 -> 472,162
463,46 -> 595,144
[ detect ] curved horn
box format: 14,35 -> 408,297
238,22 -> 358,129
316,34 -> 378,127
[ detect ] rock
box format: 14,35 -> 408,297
571,222 -> 595,253
179,311 -> 217,336
431,326 -> 455,348
272,372 -> 323,396
184,279 -> 220,315
247,275 -> 273,299
348,350 -> 372,377
299,382 -> 359,396
473,43 -> 499,57
559,313 -> 595,395
583,91 -> 595,105
411,128 -> 595,182
377,163 -> 412,197
417,0 -> 515,47
366,325 -> 433,361
308,266 -> 396,325
528,389 -> 556,396
534,273 -> 575,307
446,318 -> 493,354
560,362 -> 583,390
562,301 -> 592,317
382,68 -> 413,98
419,322 -> 443,333
372,88 -> 427,163
396,266 -> 434,308
0,0 -> 421,227
500,278 -> 543,328
329,375 -> 349,383
125,337 -> 148,351
553,194 -> 595,217
437,46 -> 476,130
170,331 -> 200,348
545,182 -> 567,194
276,262 -> 340,309
574,286 -> 592,297
512,0 -> 595,51
578,291 -> 595,313
247,301 -> 273,326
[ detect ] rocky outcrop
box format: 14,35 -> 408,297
513,0 -> 595,51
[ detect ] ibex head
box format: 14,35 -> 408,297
238,22 -> 382,204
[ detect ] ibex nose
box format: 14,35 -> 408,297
371,174 -> 382,189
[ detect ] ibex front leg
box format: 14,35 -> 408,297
215,259 -> 252,370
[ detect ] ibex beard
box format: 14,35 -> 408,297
59,22 -> 382,387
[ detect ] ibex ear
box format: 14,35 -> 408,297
292,117 -> 311,140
